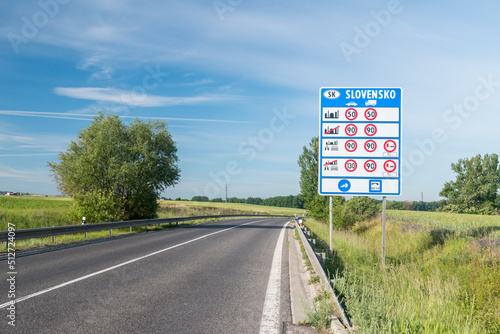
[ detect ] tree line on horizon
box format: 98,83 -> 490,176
189,195 -> 305,209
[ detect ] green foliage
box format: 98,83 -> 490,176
440,153 -> 500,214
71,192 -> 123,223
305,210 -> 500,333
347,197 -> 380,222
306,295 -> 334,331
262,195 -> 304,209
48,112 -> 180,223
227,197 -> 246,203
191,196 -> 209,202
246,197 -> 263,205
297,137 -> 328,220
297,137 -> 356,228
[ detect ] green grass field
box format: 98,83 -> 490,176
158,200 -> 303,217
0,196 -> 299,251
304,210 -> 500,333
0,196 -> 74,231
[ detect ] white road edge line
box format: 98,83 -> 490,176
0,219 -> 272,309
259,221 -> 289,334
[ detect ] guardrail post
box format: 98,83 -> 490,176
110,228 -> 112,236
85,231 -> 88,239
52,226 -> 55,243
130,226 -> 132,233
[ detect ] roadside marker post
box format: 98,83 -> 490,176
319,87 -> 402,266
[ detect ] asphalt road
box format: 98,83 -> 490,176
0,218 -> 293,333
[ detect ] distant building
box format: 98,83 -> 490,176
6,192 -> 21,196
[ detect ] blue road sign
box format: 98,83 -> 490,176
319,87 -> 402,196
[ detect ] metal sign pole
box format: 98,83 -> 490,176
381,196 -> 387,266
329,196 -> 333,253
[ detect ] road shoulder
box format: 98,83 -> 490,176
286,225 -> 321,333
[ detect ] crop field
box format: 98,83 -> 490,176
0,196 -> 298,251
304,210 -> 500,333
158,199 -> 302,217
0,196 -> 74,231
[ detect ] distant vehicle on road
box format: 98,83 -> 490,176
346,101 -> 357,106
365,100 -> 377,106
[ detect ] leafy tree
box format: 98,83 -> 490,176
210,197 -> 224,202
347,197 -> 380,221
331,196 -> 357,230
48,112 -> 180,223
246,197 -> 263,205
227,197 -> 245,203
191,196 -> 209,202
262,195 -> 304,209
297,136 -> 354,228
386,201 -> 403,210
298,137 -> 328,221
403,201 -> 413,210
412,201 -> 441,211
440,154 -> 500,214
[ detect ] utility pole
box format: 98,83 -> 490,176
421,192 -> 423,202
225,183 -> 228,203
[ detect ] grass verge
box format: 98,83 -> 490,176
303,210 -> 500,333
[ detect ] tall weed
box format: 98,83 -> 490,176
305,210 -> 500,333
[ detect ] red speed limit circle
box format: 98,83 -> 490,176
345,140 -> 357,152
345,124 -> 358,136
345,108 -> 358,120
345,159 -> 357,172
364,140 -> 377,152
365,108 -> 377,120
364,160 -> 377,172
364,124 -> 377,136
384,160 -> 397,173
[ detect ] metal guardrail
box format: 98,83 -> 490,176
294,217 -> 352,331
0,214 -> 291,243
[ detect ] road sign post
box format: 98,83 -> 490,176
382,196 -> 387,266
329,196 -> 333,253
319,87 -> 402,266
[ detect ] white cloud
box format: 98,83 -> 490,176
76,54 -> 127,81
0,110 -> 253,124
0,134 -> 34,145
53,87 -> 234,107
0,129 -> 73,153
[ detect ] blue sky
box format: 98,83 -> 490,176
1,0 -> 500,201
